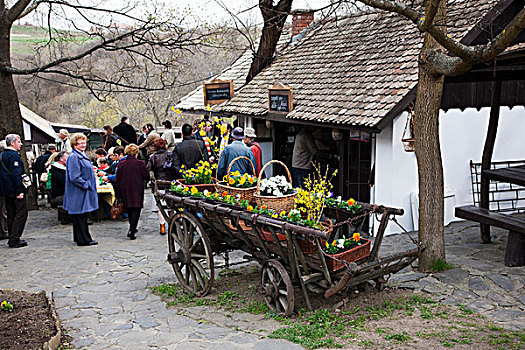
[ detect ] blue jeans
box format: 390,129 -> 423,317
292,167 -> 312,188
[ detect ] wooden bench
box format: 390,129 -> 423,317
455,205 -> 525,267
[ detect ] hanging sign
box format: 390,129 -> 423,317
203,79 -> 234,106
268,82 -> 293,113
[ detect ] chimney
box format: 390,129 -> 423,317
291,9 -> 315,37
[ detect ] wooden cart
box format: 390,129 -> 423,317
153,180 -> 420,316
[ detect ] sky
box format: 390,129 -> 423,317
17,0 -> 333,29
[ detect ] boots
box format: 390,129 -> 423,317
160,223 -> 166,235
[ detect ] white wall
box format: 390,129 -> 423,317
374,106 -> 525,234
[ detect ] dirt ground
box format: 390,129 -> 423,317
0,290 -> 58,350
154,265 -> 524,350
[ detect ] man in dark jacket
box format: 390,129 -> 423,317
172,123 -> 208,177
113,116 -> 137,145
34,144 -> 56,176
0,134 -> 29,248
49,151 -> 68,207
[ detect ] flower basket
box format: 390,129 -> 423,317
176,179 -> 217,193
325,239 -> 371,271
297,220 -> 333,254
215,156 -> 257,201
254,160 -> 297,213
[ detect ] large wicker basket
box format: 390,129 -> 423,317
253,160 -> 297,213
215,156 -> 257,201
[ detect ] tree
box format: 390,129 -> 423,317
247,0 -> 293,82
0,0 -> 225,207
327,0 -> 525,270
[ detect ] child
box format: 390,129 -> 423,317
97,157 -> 109,171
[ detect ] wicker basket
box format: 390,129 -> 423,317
215,156 -> 257,201
253,160 -> 297,213
176,179 -> 217,193
325,239 -> 371,271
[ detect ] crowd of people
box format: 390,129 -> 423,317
0,115 -> 281,249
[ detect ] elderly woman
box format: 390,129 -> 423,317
147,138 -> 172,235
115,144 -> 149,240
63,133 -> 98,246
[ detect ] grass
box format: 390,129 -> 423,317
429,259 -> 455,272
152,282 -> 525,350
10,25 -> 93,55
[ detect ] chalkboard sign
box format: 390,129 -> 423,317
268,83 -> 293,113
269,94 -> 290,112
203,79 -> 234,106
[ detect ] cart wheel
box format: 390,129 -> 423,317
261,259 -> 294,316
167,211 -> 214,296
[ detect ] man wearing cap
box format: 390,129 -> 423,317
58,129 -> 72,153
243,127 -> 263,176
217,127 -> 256,179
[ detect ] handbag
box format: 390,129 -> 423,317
110,200 -> 125,220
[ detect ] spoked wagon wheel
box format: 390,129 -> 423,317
261,259 -> 294,316
167,211 -> 214,296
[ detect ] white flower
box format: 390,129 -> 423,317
336,239 -> 345,249
203,189 -> 209,196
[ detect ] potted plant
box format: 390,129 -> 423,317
177,160 -> 217,192
323,232 -> 371,271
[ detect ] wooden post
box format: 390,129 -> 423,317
480,79 -> 502,243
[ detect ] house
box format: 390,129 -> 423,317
20,104 -> 59,147
210,0 -> 525,234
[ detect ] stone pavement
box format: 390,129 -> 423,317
0,194 -> 302,350
383,219 -> 525,331
0,193 -> 523,349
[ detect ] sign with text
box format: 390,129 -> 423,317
203,79 -> 234,106
268,83 -> 293,113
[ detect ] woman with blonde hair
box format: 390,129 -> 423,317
63,133 -> 98,246
115,144 -> 149,240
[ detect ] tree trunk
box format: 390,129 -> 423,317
247,0 -> 292,83
0,16 -> 37,210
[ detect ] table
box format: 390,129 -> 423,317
482,165 -> 525,187
96,182 -> 115,206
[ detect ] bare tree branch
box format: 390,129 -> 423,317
7,0 -> 32,22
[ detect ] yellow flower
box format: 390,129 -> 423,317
248,177 -> 255,184
199,130 -> 206,137
352,232 -> 361,242
347,198 -> 355,206
228,177 -> 235,185
247,205 -> 253,211
325,241 -> 329,248
280,211 -> 286,216
190,187 -> 198,195
1,301 -> 6,307
183,187 -> 189,192
206,105 -> 211,111
239,177 -> 246,185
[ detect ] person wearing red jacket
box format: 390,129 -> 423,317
244,128 -> 263,176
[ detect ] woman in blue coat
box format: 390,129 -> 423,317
63,133 -> 98,246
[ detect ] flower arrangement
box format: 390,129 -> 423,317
1,300 -> 13,311
324,232 -> 364,254
180,161 -> 216,185
325,195 -> 362,213
295,163 -> 337,223
259,175 -> 294,197
222,171 -> 257,188
170,184 -> 320,229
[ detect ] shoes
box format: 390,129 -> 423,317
77,240 -> 98,246
8,239 -> 28,248
87,218 -> 93,225
0,235 -> 8,240
160,224 -> 166,235
127,229 -> 137,240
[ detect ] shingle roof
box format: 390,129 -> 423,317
217,0 -> 500,128
19,104 -> 59,141
175,30 -> 292,112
